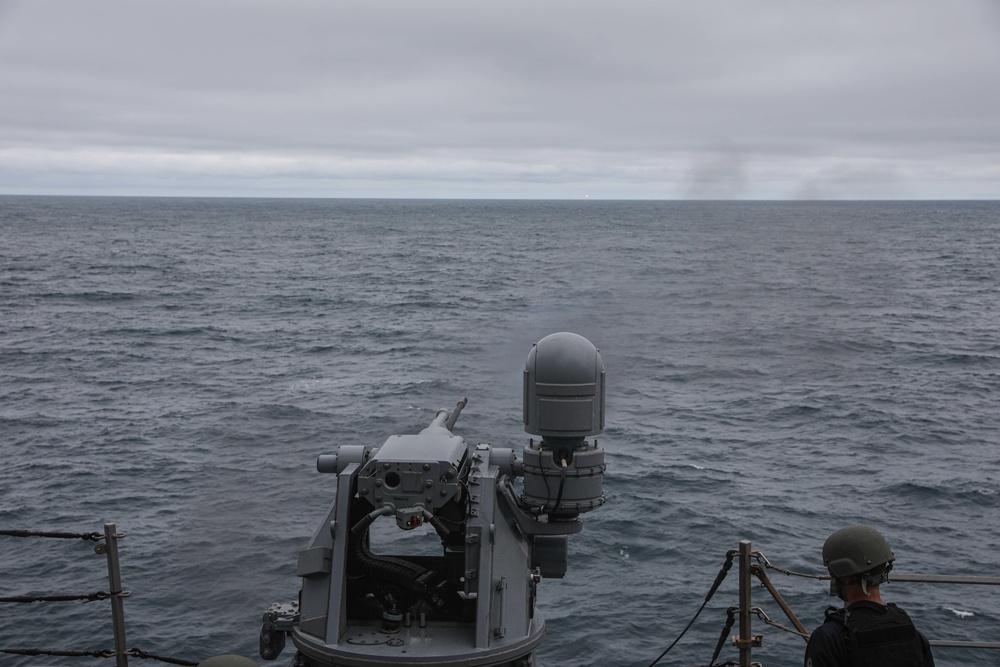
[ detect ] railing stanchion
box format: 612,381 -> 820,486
738,539 -> 753,667
103,522 -> 129,667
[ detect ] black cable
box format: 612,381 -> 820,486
529,458 -> 553,516
430,480 -> 472,528
0,591 -> 122,603
1,648 -> 197,665
646,551 -> 736,667
126,647 -> 199,665
707,608 -> 738,666
0,529 -> 104,541
645,597 -> 712,667
551,457 -> 568,514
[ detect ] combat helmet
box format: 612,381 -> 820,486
823,525 -> 895,600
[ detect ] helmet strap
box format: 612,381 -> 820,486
864,562 -> 892,591
832,562 -> 892,602
831,577 -> 847,601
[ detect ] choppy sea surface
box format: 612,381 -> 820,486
2,196 -> 998,667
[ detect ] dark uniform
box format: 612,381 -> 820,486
804,600 -> 934,667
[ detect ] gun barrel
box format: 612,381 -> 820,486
444,397 -> 468,431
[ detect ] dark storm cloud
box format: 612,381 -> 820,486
1,0 -> 998,198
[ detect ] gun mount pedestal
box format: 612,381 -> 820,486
261,333 -> 606,667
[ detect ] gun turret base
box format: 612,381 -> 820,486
292,617 -> 544,666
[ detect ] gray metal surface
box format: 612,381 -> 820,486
523,332 -> 605,438
263,333 -> 606,667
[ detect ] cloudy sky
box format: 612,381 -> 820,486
1,1 -> 999,199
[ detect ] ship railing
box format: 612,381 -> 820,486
0,523 -> 197,667
726,539 -> 1000,667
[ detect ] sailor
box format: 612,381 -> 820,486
804,525 -> 935,667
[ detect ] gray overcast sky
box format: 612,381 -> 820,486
2,1 -> 999,199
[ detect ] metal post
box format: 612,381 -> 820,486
738,540 -> 752,667
750,564 -> 809,638
103,523 -> 129,667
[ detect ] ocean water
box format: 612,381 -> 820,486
1,196 -> 998,667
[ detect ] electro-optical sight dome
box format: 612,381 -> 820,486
523,332 -> 605,438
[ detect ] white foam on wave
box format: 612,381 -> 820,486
945,607 -> 975,618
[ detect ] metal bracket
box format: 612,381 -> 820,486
731,634 -> 763,649
493,577 -> 507,639
263,601 -> 301,632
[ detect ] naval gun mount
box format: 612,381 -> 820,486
260,332 -> 607,667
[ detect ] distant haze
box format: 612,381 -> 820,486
1,1 -> 998,199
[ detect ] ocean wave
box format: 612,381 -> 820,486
3,198 -> 999,667
35,290 -> 142,302
945,608 -> 975,618
875,480 -> 999,507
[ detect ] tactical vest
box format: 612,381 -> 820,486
825,603 -> 925,667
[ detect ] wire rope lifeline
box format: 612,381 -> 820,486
751,607 -> 810,639
0,529 -> 111,541
755,551 -> 830,580
1,646 -> 198,666
1,590 -> 132,603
